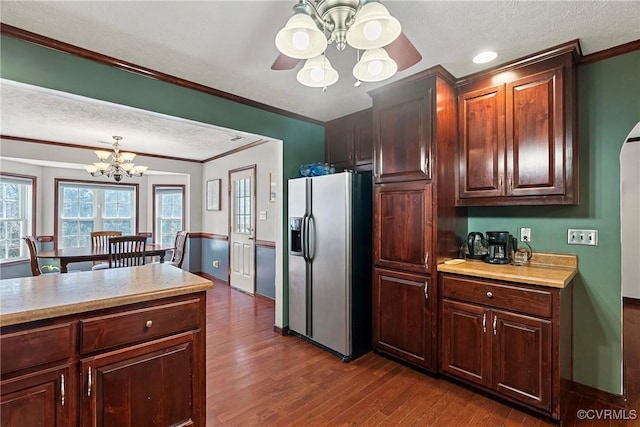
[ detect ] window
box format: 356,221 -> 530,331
0,173 -> 35,262
154,185 -> 184,244
233,177 -> 251,234
57,181 -> 137,248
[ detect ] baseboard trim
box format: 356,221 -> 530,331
193,272 -> 228,287
572,381 -> 627,407
274,325 -> 289,336
255,293 -> 275,303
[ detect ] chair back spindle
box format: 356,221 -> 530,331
108,236 -> 147,268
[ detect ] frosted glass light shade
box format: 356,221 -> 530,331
297,55 -> 339,88
352,48 -> 397,82
120,163 -> 135,172
84,165 -> 98,174
346,2 -> 401,50
133,165 -> 149,174
94,150 -> 111,161
275,13 -> 327,59
121,152 -> 136,162
94,162 -> 110,171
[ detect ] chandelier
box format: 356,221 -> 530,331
272,0 -> 420,89
84,136 -> 148,182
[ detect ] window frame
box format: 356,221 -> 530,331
54,178 -> 139,249
152,184 -> 185,244
0,172 -> 37,265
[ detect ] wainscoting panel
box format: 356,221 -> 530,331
256,245 -> 276,299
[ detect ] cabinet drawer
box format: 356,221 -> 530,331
80,298 -> 201,354
1,323 -> 73,374
441,275 -> 552,318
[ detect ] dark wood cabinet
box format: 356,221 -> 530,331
1,365 -> 72,427
373,181 -> 432,274
369,67 -> 465,372
81,334 -> 199,427
440,273 -> 571,420
0,293 -> 206,427
457,41 -> 579,206
373,268 -> 434,369
373,86 -> 432,183
325,109 -> 372,172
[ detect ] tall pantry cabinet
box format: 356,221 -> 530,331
369,67 -> 466,371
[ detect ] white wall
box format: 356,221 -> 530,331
621,122 -> 640,299
203,139 -> 284,327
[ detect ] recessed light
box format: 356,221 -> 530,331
473,51 -> 498,64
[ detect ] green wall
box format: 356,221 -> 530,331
0,35 -> 326,325
468,50 -> 640,394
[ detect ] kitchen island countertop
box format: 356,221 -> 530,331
0,263 -> 213,327
437,252 -> 577,288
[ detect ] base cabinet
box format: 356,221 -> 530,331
1,365 -> 72,427
440,274 -> 571,420
0,293 -> 206,427
373,268 -> 435,370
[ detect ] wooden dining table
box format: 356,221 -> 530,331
36,243 -> 174,273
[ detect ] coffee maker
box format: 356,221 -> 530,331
485,231 -> 516,264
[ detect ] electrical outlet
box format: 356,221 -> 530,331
520,227 -> 531,242
212,260 -> 220,268
567,229 -> 598,246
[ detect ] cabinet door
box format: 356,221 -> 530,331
373,268 -> 434,370
441,300 -> 491,387
373,181 -> 432,273
374,93 -> 432,183
506,67 -> 565,197
325,125 -> 354,172
458,84 -> 505,199
354,118 -> 373,167
1,365 -> 72,427
492,309 -> 552,411
81,334 -> 199,427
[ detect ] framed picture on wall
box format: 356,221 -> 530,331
207,179 -> 221,211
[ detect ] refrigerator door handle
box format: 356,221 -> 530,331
307,215 -> 316,261
302,214 -> 309,261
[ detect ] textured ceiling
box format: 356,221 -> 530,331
0,80 -> 264,162
0,1 -> 639,162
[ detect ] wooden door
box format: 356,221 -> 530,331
373,181 -> 432,274
229,166 -> 256,294
506,68 -> 565,197
492,309 -> 552,411
1,365 -> 71,427
373,92 -> 432,183
325,124 -> 354,171
441,300 -> 490,387
458,84 -> 505,200
81,335 -> 198,427
373,268 -> 433,369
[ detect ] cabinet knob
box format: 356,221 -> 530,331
486,291 -> 493,298
145,320 -> 153,328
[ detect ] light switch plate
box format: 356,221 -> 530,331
259,211 -> 267,220
567,229 -> 598,246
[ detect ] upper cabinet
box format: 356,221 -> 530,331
372,82 -> 433,183
325,109 -> 372,172
456,41 -> 580,206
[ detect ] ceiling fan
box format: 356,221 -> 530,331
271,0 -> 422,88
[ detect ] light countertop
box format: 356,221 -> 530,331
0,264 -> 213,327
437,252 -> 577,289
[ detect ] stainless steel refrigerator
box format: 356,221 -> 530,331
288,171 -> 371,361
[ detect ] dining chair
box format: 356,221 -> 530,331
91,231 -> 122,267
167,231 -> 189,268
23,236 -> 59,277
92,235 -> 147,270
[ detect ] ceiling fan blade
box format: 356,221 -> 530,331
271,54 -> 301,71
384,32 -> 422,72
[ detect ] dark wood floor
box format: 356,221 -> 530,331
205,285 -> 639,426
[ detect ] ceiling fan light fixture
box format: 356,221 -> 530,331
346,1 -> 401,50
297,55 -> 339,87
276,12 -> 327,59
353,48 -> 397,82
